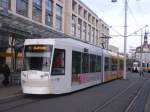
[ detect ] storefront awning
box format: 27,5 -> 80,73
0,8 -> 68,39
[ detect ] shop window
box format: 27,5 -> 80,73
51,49 -> 65,75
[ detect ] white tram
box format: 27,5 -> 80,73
21,38 -> 123,94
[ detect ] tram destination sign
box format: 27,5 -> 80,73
25,45 -> 50,52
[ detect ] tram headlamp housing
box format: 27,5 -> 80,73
40,73 -> 49,79
21,72 -> 27,79
44,73 -> 49,77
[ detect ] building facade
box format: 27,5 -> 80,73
135,32 -> 150,63
0,0 -> 109,71
64,0 -> 109,47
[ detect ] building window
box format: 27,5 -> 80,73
91,28 -> 95,44
96,20 -> 98,27
55,4 -> 62,31
78,18 -> 82,39
83,22 -> 87,40
96,30 -> 98,45
78,5 -> 82,16
84,10 -> 87,20
102,24 -> 104,32
72,14 -> 76,36
32,0 -> 42,22
72,0 -> 77,13
16,0 -> 28,17
88,14 -> 91,23
0,0 -> 10,9
45,0 -> 53,27
87,25 -> 91,42
92,17 -> 95,25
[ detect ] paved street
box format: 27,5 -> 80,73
0,72 -> 150,112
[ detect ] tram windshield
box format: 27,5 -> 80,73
24,45 -> 53,72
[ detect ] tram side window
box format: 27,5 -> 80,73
105,57 -> 110,71
90,54 -> 96,72
72,51 -> 81,74
111,58 -> 117,71
96,56 -> 101,72
82,53 -> 89,73
51,49 -> 65,75
120,60 -> 124,70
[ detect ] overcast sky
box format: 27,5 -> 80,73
81,0 -> 150,52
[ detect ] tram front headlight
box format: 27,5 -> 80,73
44,73 -> 49,77
22,73 -> 27,78
40,73 -> 49,79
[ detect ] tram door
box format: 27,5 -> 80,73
50,47 -> 71,94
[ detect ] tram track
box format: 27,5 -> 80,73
92,78 -> 147,112
0,95 -> 54,112
0,75 -> 148,112
124,79 -> 146,112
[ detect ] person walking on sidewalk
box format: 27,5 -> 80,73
1,63 -> 10,86
139,67 -> 144,77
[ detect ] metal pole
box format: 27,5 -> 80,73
123,0 -> 128,79
140,30 -> 143,70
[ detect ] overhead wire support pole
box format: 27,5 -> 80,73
123,0 -> 128,80
140,30 -> 143,71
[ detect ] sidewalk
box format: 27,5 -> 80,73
0,73 -> 22,102
0,86 -> 22,100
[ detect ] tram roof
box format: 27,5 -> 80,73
25,38 -> 103,53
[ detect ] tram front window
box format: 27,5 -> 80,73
24,45 -> 53,72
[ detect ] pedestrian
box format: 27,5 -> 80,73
1,63 -> 10,86
139,67 -> 144,77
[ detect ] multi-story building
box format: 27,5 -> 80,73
0,0 -> 109,71
135,32 -> 150,63
64,0 -> 109,47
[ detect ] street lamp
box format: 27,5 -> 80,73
124,0 -> 128,79
111,0 -> 128,79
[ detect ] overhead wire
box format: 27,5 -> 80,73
128,6 -> 140,28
